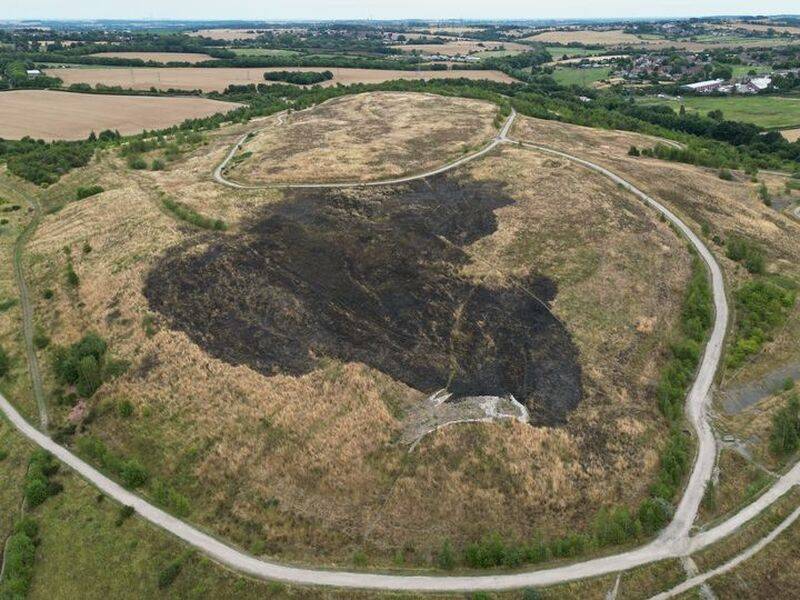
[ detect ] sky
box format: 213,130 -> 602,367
2,0 -> 799,22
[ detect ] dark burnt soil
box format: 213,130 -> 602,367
144,175 -> 582,425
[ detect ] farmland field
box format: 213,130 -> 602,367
45,66 -> 516,91
393,40 -> 529,55
545,46 -> 605,58
526,29 -> 645,45
230,48 -> 301,57
187,28 -> 269,40
552,66 -> 612,86
0,90 -> 240,140
87,51 -> 215,63
640,95 -> 800,129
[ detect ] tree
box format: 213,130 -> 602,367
437,539 -> 455,570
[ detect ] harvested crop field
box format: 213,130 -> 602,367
45,66 -> 516,92
393,40 -> 529,55
525,29 -> 645,45
225,92 -> 500,183
0,90 -> 241,141
188,28 -> 268,40
88,51 -> 215,63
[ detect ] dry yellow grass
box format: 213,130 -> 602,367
227,92 -> 499,184
46,66 -> 516,92
511,115 -> 800,388
87,51 -> 215,63
0,90 -> 240,141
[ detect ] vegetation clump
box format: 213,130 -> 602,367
76,185 -> 104,200
769,393 -> 800,457
263,70 -> 334,85
725,236 -> 765,274
0,517 -> 39,598
728,277 -> 796,369
24,450 -> 62,508
162,197 -> 227,230
51,332 -> 121,397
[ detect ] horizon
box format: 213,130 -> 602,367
3,1 -> 800,23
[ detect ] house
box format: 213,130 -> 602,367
26,69 -> 42,78
681,78 -> 725,93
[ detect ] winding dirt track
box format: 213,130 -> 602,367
4,105 -> 798,592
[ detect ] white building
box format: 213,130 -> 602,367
26,69 -> 42,78
680,78 -> 725,93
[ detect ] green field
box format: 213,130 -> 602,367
640,95 -> 800,129
478,49 -> 524,58
230,48 -> 301,57
545,46 -> 604,59
730,64 -> 771,77
552,66 -> 612,87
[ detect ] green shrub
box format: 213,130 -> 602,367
66,261 -> 80,287
162,197 -> 227,230
151,159 -> 165,171
115,504 -> 135,526
758,183 -> 772,206
52,332 -> 109,397
728,278 -> 796,369
718,168 -> 733,181
75,185 -> 104,200
0,344 -> 9,378
263,70 -> 333,85
627,145 -> 640,156
437,539 -> 455,570
725,237 -> 765,274
770,394 -> 800,457
157,560 -> 182,589
118,399 -> 134,418
0,520 -> 37,597
126,155 -> 147,170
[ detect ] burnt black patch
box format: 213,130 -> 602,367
144,176 -> 582,425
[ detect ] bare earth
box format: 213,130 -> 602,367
781,128 -> 800,142
0,90 -> 241,141
46,66 -> 516,92
226,92 -> 500,183
88,51 -> 215,64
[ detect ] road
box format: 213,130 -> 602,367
2,106 -> 796,592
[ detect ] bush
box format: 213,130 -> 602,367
115,504 -> 135,526
726,237 -> 765,274
66,261 -> 80,287
76,185 -> 104,200
718,168 -> 733,181
151,159 -> 165,171
162,197 -> 227,231
157,560 -> 182,589
728,278 -> 796,369
0,344 -> 9,378
118,399 -> 134,418
437,539 -> 455,570
770,394 -> 800,456
121,459 -> 149,488
52,332 -> 109,398
758,183 -> 772,206
126,155 -> 147,170
1,521 -> 37,597
628,145 -> 640,156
